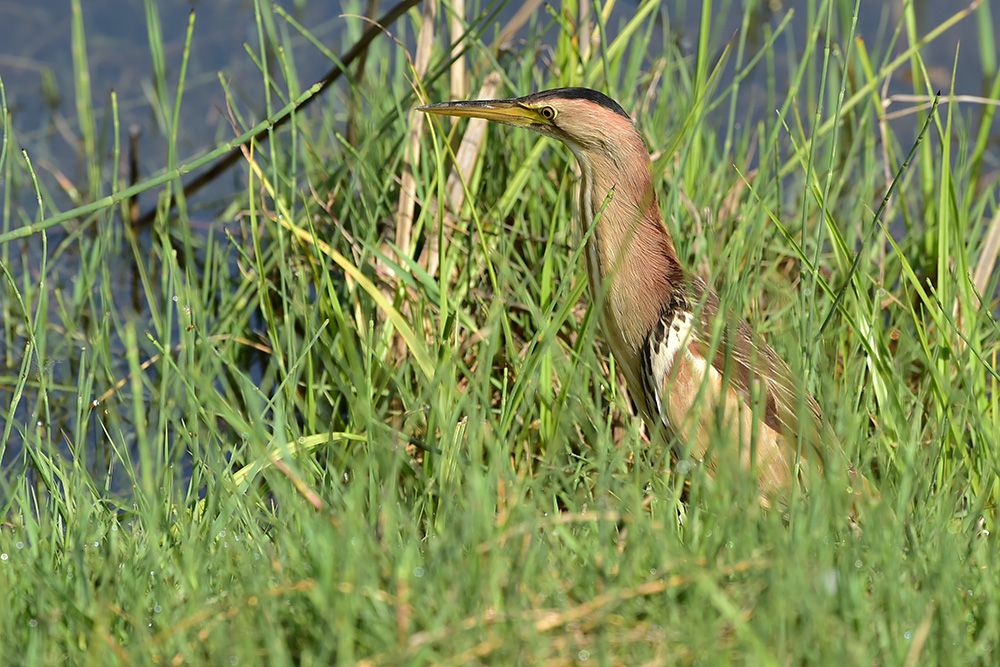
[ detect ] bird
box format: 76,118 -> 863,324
418,87 -> 851,504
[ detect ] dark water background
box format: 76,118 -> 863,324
1,1 -> 996,218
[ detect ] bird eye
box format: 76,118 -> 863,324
539,105 -> 556,120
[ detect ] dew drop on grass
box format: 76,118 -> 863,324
577,651 -> 590,661
29,619 -> 37,628
0,554 -> 7,561
413,567 -> 425,578
819,569 -> 838,594
675,460 -> 691,474
15,542 -> 23,550
855,560 -> 863,568
153,605 -> 162,613
904,631 -> 911,639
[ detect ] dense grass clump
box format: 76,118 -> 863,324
0,0 -> 998,663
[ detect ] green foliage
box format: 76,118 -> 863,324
0,0 -> 998,663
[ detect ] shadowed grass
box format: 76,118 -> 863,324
0,0 -> 998,663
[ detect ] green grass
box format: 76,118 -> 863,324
1,0 -> 999,663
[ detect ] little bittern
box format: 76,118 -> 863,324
419,87 -> 840,501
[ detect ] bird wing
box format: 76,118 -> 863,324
641,276 -> 828,488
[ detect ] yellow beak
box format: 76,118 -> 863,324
416,99 -> 541,127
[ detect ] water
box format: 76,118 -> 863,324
1,1 -> 995,217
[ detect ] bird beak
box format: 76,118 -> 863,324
417,99 -> 538,127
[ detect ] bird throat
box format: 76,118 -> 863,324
573,146 -> 682,400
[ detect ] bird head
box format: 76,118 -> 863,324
417,87 -> 636,157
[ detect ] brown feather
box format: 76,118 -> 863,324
640,276 -> 829,500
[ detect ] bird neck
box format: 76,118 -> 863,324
571,133 -> 684,358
